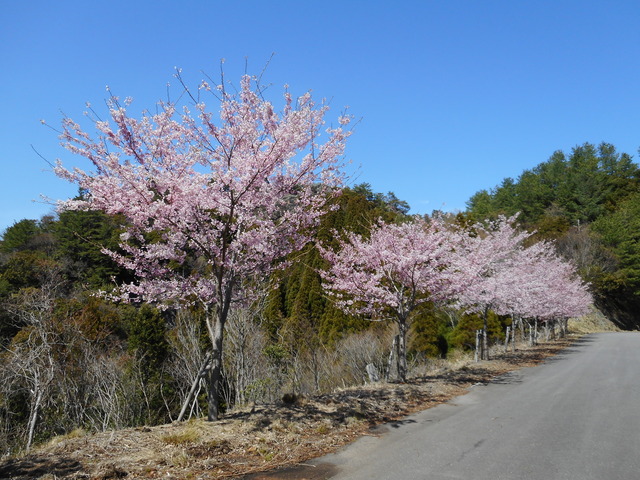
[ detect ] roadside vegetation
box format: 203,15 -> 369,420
0,70 -> 634,472
467,142 -> 640,329
0,318 -> 613,480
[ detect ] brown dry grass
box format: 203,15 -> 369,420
568,307 -> 620,334
0,336 -> 585,480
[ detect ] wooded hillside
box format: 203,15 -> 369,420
0,179 -> 589,455
466,142 -> 640,329
0,185 -> 461,453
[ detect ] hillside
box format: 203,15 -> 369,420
466,142 -> 640,330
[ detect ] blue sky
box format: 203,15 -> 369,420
2,1 -> 639,233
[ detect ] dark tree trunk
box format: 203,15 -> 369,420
205,311 -> 226,421
397,320 -> 408,382
482,307 -> 489,360
204,281 -> 233,421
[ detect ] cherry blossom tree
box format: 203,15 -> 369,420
458,216 -> 592,353
320,218 -> 463,382
455,215 -> 533,358
505,242 -> 591,340
53,73 -> 352,420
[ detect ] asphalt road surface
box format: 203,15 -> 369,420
311,332 -> 640,480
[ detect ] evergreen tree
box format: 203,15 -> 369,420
54,209 -> 126,289
592,193 -> 640,293
0,219 -> 41,253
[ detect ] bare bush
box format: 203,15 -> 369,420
166,311 -> 207,420
2,283 -> 62,450
222,307 -> 270,406
329,329 -> 391,388
82,349 -> 133,431
555,225 -> 617,279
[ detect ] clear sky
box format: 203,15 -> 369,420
2,0 -> 639,233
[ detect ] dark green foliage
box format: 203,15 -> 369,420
54,209 -> 127,289
263,282 -> 286,339
532,210 -> 571,241
318,304 -> 370,347
125,304 -> 175,425
0,218 -> 56,259
467,142 -> 640,228
591,193 -> 640,287
53,294 -> 127,344
0,219 -> 41,253
447,311 -> 506,351
126,304 -> 169,371
0,251 -> 56,296
410,304 -> 450,358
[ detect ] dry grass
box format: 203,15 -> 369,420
0,336 -> 582,480
160,427 -> 201,446
569,307 -> 620,334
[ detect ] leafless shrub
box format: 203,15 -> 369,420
166,310 -> 207,420
555,225 -> 617,278
82,349 -> 131,431
222,306 -> 270,407
328,329 -> 390,388
2,284 -> 61,450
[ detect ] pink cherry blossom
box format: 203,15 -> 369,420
320,217 -> 464,381
54,73 -> 353,419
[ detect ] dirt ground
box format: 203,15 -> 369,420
0,338 -> 578,480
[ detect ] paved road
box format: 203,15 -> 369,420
312,333 -> 640,480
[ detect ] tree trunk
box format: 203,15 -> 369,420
26,388 -> 43,451
386,335 -> 397,381
202,280 -> 234,421
545,321 -> 550,341
397,320 -> 408,382
504,326 -> 510,353
177,351 -> 212,422
206,314 -> 225,421
366,363 -> 380,382
482,307 -> 489,360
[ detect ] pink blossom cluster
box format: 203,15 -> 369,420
457,215 -> 591,321
54,74 -> 353,309
320,217 -> 465,323
321,214 -> 591,326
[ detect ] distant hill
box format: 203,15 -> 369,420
466,142 -> 640,330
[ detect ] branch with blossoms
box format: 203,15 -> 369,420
52,70 -> 354,420
319,217 -> 466,381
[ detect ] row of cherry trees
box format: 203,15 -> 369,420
53,70 -> 591,421
321,215 -> 592,379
